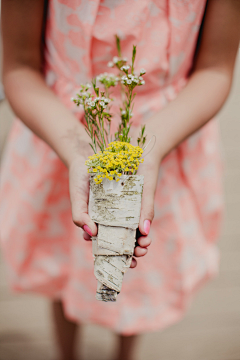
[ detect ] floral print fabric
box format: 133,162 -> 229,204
0,0 -> 223,334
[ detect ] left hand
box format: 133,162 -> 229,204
132,149 -> 160,265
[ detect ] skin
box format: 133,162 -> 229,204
1,1 -> 240,360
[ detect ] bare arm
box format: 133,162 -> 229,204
1,0 -> 99,235
147,0 -> 240,162
137,0 -> 240,228
1,0 -> 89,167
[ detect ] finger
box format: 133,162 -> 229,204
137,235 -> 152,248
137,160 -> 159,235
83,231 -> 92,241
134,246 -> 148,257
72,210 -> 98,236
130,257 -> 137,268
139,209 -> 153,236
138,184 -> 154,236
69,163 -> 97,236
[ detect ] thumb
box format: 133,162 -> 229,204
139,189 -> 155,236
71,200 -> 98,237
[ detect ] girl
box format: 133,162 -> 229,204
1,1 -> 239,360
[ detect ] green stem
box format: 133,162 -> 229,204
100,112 -> 106,150
127,89 -> 133,125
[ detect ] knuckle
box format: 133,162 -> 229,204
147,205 -> 154,221
72,214 -> 83,228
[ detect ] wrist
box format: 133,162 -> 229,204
66,152 -> 86,170
59,128 -> 93,169
144,112 -> 173,162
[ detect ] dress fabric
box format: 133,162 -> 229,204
0,0 -> 223,335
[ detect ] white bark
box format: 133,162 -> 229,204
89,175 -> 144,302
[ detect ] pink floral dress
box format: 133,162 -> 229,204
0,0 -> 223,335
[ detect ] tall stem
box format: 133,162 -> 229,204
127,89 -> 133,125
100,112 -> 106,150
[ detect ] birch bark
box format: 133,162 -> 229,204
89,175 -> 144,301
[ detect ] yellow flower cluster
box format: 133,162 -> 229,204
85,141 -> 144,184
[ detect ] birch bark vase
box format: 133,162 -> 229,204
89,174 -> 144,302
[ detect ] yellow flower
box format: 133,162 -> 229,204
85,141 -> 144,181
116,178 -> 120,182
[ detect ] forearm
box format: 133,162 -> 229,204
147,0 -> 240,163
147,67 -> 232,162
3,66 -> 90,167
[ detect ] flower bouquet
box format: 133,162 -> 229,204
72,36 -> 147,302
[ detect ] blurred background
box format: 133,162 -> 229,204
0,41 -> 240,360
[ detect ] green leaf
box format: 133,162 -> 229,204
85,128 -> 91,136
89,143 -> 96,154
115,35 -> 121,57
131,45 -> 137,73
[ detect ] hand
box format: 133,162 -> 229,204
69,156 -> 98,236
128,125 -> 163,266
69,156 -> 152,268
126,149 -> 160,267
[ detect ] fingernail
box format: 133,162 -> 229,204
144,220 -> 151,235
83,225 -> 92,236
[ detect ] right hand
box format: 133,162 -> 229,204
69,156 -> 98,237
